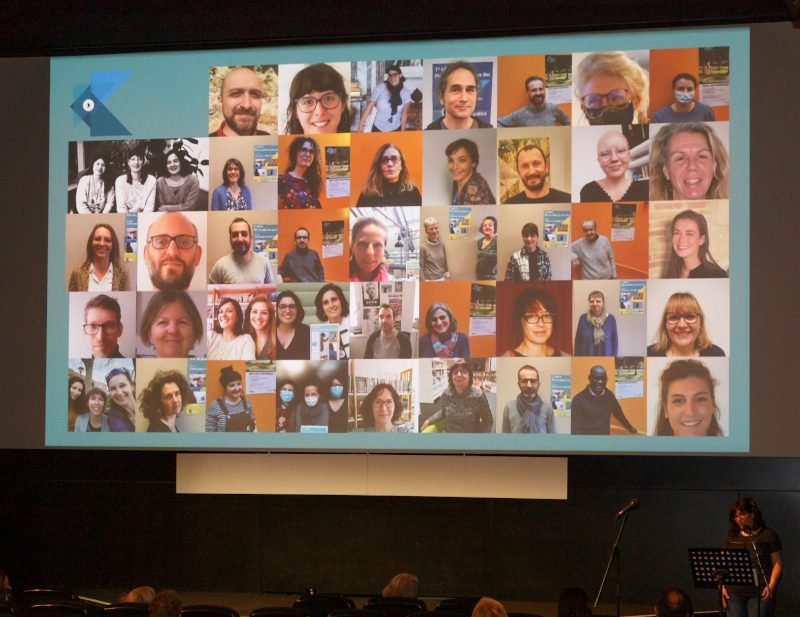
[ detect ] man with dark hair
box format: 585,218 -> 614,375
505,144 -> 571,203
208,217 -> 274,284
502,365 -> 555,433
279,227 -> 325,282
364,304 -> 412,359
148,590 -> 182,617
504,222 -> 552,281
83,294 -> 125,358
426,60 -> 493,130
211,66 -> 269,137
571,365 -> 638,435
498,76 -> 571,127
655,587 -> 693,617
144,212 -> 203,291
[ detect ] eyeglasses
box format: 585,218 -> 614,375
666,312 -> 699,325
581,88 -> 631,110
381,155 -> 401,166
451,367 -> 470,376
387,72 -> 401,78
296,92 -> 342,113
372,399 -> 395,408
83,321 -> 121,335
523,313 -> 555,325
299,147 -> 315,155
277,304 -> 297,311
430,315 -> 449,323
148,234 -> 197,250
518,378 -> 539,385
598,147 -> 630,161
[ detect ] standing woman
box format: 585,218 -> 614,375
284,63 -> 351,135
724,497 -> 783,617
275,290 -> 311,360
211,158 -> 252,211
244,295 -> 276,361
476,216 -> 498,280
74,387 -> 110,432
76,155 -> 115,213
68,376 -> 87,432
139,370 -> 195,433
115,145 -> 156,213
105,367 -> 136,432
356,143 -> 422,206
358,64 -> 412,133
278,138 -> 322,209
420,360 -> 493,433
327,376 -> 349,433
661,210 -> 727,279
207,297 -> 256,360
206,366 -> 257,432
419,303 -> 470,358
446,138 -> 496,205
156,147 -> 200,212
314,283 -> 350,359
68,223 -> 130,291
574,290 -> 618,356
349,217 -> 392,282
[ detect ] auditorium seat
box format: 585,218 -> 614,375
293,596 -> 354,617
328,609 -> 385,617
365,597 -> 428,617
0,601 -> 14,616
22,588 -> 79,610
250,608 -> 310,617
181,605 -> 240,617
508,612 -> 545,617
104,603 -> 150,617
26,600 -> 101,617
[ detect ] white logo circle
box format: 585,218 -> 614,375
82,98 -> 95,112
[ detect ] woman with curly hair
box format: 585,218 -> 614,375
139,370 -> 194,433
244,295 -> 276,361
278,137 -> 322,209
653,359 -> 723,436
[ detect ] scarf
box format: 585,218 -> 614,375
586,311 -> 609,346
516,393 -> 543,432
431,332 -> 459,357
386,80 -> 404,119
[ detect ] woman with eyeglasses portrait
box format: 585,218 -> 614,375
68,223 -> 130,292
579,130 -> 649,202
420,360 -> 493,433
275,290 -> 311,360
284,63 -> 351,134
356,143 -> 422,207
211,158 -> 252,211
358,383 -> 409,432
278,137 -> 323,209
504,287 -> 569,357
648,292 -> 725,357
574,51 -> 649,126
661,210 -> 728,279
419,303 -> 470,359
358,64 -> 412,133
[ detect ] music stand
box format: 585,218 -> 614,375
689,548 -> 756,617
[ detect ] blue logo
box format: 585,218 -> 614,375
71,70 -> 132,136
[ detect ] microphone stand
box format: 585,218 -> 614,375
744,527 -> 768,617
594,509 -> 633,617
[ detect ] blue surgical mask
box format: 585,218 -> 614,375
305,396 -> 319,407
675,91 -> 695,104
330,385 -> 344,399
279,390 -> 294,404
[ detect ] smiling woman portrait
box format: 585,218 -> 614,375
284,63 -> 351,134
68,223 -> 130,292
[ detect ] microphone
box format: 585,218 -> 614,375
616,498 -> 640,519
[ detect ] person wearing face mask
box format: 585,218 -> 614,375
327,376 -> 349,433
276,381 -> 296,432
574,290 -> 619,356
574,51 -> 649,126
653,73 -> 716,123
502,365 -> 555,434
293,383 -> 331,432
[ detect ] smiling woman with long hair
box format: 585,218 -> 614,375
211,158 -> 252,210
244,295 -> 276,360
648,292 -> 725,357
278,137 -> 322,209
654,359 -> 723,436
661,210 -> 727,279
207,297 -> 256,360
68,223 -> 130,292
76,154 -> 115,213
356,143 -> 421,206
156,146 -> 200,212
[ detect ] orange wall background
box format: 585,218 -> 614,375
278,133 -> 351,209
419,280 -> 495,358
497,55 -> 572,121
277,208 -> 350,282
495,281 -> 573,356
571,356 -> 646,435
571,202 -> 648,278
649,48 -> 730,121
206,360 -> 277,432
349,131 -> 423,206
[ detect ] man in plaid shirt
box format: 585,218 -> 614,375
504,222 -> 552,281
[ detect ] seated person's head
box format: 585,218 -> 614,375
148,590 -> 182,617
382,572 -> 419,598
471,598 -> 507,617
655,588 -> 693,617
